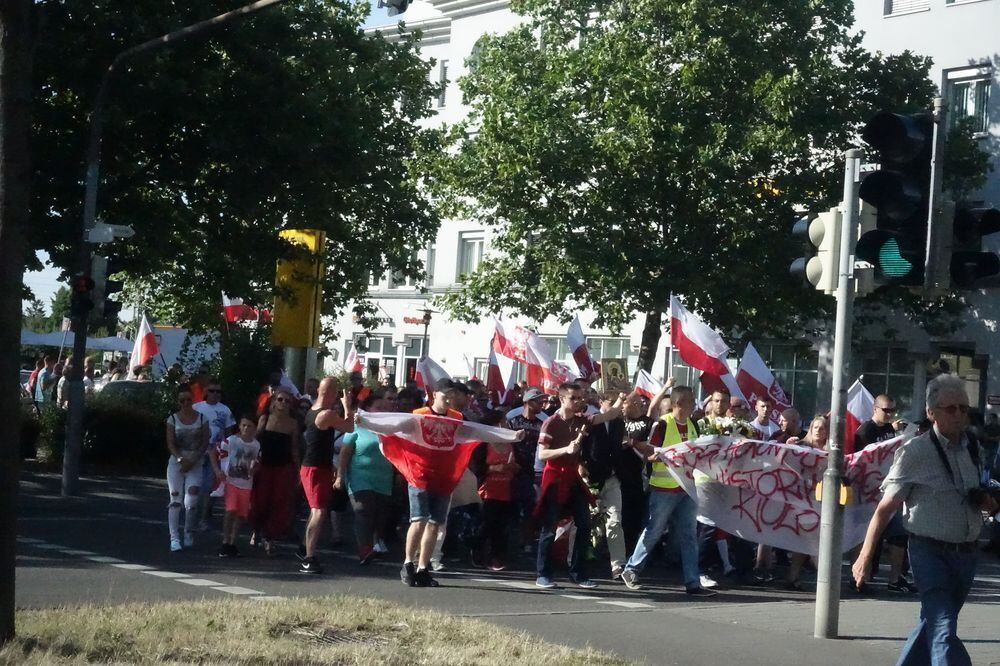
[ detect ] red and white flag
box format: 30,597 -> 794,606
669,296 -> 746,402
486,347 -> 517,406
357,410 -> 521,496
566,315 -> 601,382
634,370 -> 663,400
492,318 -> 571,395
463,354 -> 478,380
844,379 -> 875,455
221,293 -> 259,323
415,356 -> 451,392
343,347 -> 363,373
736,342 -> 791,424
128,312 -> 159,374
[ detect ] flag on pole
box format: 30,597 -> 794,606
343,347 -> 363,373
463,354 -> 478,380
486,347 -> 517,406
415,356 -> 451,392
128,313 -> 159,375
669,296 -> 746,402
634,370 -> 663,400
221,293 -> 262,323
357,410 -> 520,495
844,379 -> 875,455
735,342 -> 792,423
492,318 -> 571,395
566,315 -> 600,382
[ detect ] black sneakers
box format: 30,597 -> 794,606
887,577 -> 918,593
299,557 -> 323,574
414,568 -> 440,587
685,586 -> 717,597
401,561 -> 417,587
218,543 -> 239,558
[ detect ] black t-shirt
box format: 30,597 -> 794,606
854,420 -> 896,449
302,409 -> 335,469
507,412 -> 543,478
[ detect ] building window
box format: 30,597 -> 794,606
852,346 -> 915,418
389,251 -> 419,289
425,243 -> 436,287
456,231 -> 484,281
541,334 -> 635,379
368,270 -> 381,288
437,59 -> 449,108
948,77 -> 991,134
883,0 -> 930,16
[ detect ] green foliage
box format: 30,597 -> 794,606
427,0 -> 965,362
944,116 -> 994,204
83,385 -> 173,474
30,0 -> 440,337
35,404 -> 66,465
210,323 -> 281,418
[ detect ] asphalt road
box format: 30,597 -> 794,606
14,469 -> 1000,665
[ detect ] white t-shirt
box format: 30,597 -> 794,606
221,434 -> 260,490
753,418 -> 780,440
193,401 -> 236,445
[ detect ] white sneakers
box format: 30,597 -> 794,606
170,538 -> 182,552
373,540 -> 389,554
700,575 -> 719,589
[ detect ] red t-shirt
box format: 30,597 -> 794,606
479,443 -> 514,502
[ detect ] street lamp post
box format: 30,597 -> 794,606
62,0 -> 289,496
421,308 -> 432,358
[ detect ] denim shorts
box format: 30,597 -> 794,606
407,485 -> 450,525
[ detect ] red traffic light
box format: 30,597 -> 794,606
71,274 -> 95,293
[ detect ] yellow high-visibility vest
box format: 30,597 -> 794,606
649,413 -> 697,490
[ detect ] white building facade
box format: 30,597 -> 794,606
327,0 -> 1000,421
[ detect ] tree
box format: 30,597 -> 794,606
22,298 -> 47,332
427,0 -> 973,370
0,0 -> 35,644
31,0 -> 440,333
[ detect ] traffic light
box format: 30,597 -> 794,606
949,206 -> 1000,287
91,255 -> 125,319
789,207 -> 843,295
378,0 -> 409,16
69,274 -> 95,318
856,112 -> 934,287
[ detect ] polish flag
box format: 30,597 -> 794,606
128,313 -> 159,374
567,315 -> 601,382
343,347 -> 363,373
669,296 -> 746,403
844,379 -> 875,455
486,347 -> 517,406
357,410 -> 520,496
634,370 -> 663,400
493,318 -> 571,395
736,342 -> 791,424
221,293 -> 259,323
463,354 -> 478,380
415,356 -> 451,392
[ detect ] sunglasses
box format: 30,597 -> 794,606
274,397 -> 288,404
877,406 -> 896,414
939,404 -> 970,415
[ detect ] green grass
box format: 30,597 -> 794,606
1,595 -> 629,665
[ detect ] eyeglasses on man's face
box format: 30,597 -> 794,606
939,403 -> 969,415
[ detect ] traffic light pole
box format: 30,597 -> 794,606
62,0 -> 289,496
814,147 -> 863,639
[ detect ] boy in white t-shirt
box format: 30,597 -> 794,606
212,414 -> 260,558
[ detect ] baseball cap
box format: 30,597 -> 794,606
522,388 -> 544,402
452,381 -> 472,395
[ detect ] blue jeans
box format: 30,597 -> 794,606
896,536 -> 977,666
536,483 -> 591,580
625,489 -> 700,589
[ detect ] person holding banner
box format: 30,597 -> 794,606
852,375 -> 998,666
620,386 -> 716,596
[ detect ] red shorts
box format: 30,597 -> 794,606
224,484 -> 252,520
299,465 -> 333,510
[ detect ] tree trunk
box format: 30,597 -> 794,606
636,306 -> 663,373
0,0 -> 35,645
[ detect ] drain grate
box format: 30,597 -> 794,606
291,627 -> 390,648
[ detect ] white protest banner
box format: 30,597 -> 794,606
656,434 -> 907,556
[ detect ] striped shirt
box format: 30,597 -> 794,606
881,426 -> 982,543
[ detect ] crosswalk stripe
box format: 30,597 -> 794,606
597,600 -> 654,609
177,578 -> 224,587
212,586 -> 263,595
142,571 -> 190,579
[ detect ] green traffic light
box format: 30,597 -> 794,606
878,238 -> 915,278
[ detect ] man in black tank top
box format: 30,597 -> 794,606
299,377 -> 354,574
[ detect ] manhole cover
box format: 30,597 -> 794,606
291,627 -> 390,648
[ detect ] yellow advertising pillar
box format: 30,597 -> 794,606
272,229 -> 325,385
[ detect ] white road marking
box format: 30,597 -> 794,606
471,578 -> 504,583
143,571 -> 190,579
177,578 -> 224,587
16,537 -> 44,544
59,549 -> 97,556
561,594 -> 595,600
597,600 -> 654,609
84,556 -> 126,564
32,544 -> 65,550
213,586 -> 264,595
112,563 -> 154,571
499,581 -> 544,590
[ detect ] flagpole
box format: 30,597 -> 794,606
814,148 -> 863,639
